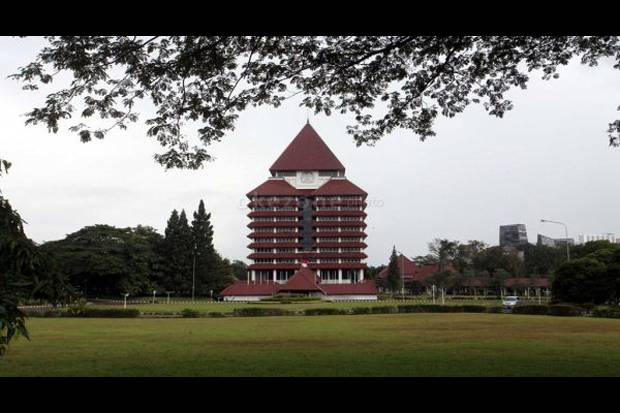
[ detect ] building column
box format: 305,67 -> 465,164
250,270 -> 256,282
273,269 -> 277,283
338,269 -> 343,284
359,268 -> 364,281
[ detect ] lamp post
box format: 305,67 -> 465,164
123,293 -> 129,309
540,219 -> 570,261
152,290 -> 157,305
192,244 -> 198,303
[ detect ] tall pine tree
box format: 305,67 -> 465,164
162,209 -> 193,294
191,200 -> 217,295
387,246 -> 402,294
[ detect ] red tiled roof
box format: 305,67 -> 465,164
221,265 -> 377,297
246,179 -> 300,197
321,281 -> 377,295
219,281 -> 279,296
313,179 -> 367,197
278,266 -> 324,292
269,124 -> 345,173
377,254 -> 444,282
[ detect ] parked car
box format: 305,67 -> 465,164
502,296 -> 520,308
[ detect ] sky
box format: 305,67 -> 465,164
1,37 -> 619,266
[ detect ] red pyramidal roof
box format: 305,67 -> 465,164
313,178 -> 367,196
278,266 -> 325,293
269,123 -> 345,173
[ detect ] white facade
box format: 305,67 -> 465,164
578,233 -> 616,244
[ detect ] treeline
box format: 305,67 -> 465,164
381,239 -> 568,293
38,200 -> 247,298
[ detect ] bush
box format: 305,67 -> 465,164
64,308 -> 140,318
547,304 -> 583,317
304,308 -> 347,316
397,304 -> 427,313
511,305 -> 549,315
370,306 -> 398,314
208,312 -> 226,318
233,307 -> 290,317
592,307 -> 620,318
66,298 -> 88,316
460,305 -> 488,313
486,306 -> 505,314
181,308 -> 201,318
351,307 -> 371,314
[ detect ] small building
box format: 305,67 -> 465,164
500,224 -> 528,249
220,263 -> 377,301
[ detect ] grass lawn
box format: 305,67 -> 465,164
1,313 -> 619,376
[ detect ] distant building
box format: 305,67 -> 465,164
500,224 -> 528,249
578,233 -> 616,244
537,234 -> 575,248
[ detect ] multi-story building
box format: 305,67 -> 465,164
537,234 -> 575,248
499,224 -> 528,249
578,233 -> 616,244
221,123 -> 377,301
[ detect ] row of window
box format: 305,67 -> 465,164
253,259 -> 361,264
253,247 -> 362,254
315,227 -> 362,232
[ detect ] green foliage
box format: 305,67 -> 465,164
486,306 -> 505,313
12,37 -> 620,169
460,305 -> 488,313
208,312 -> 226,318
40,225 -> 163,297
592,307 -> 620,319
66,298 -> 88,316
547,304 -> 583,317
230,260 -> 248,281
233,307 -> 291,317
350,307 -> 371,314
370,305 -> 398,314
181,308 -> 201,318
304,308 -> 347,316
511,305 -> 549,315
64,308 -> 140,318
386,246 -> 401,293
552,258 -> 610,304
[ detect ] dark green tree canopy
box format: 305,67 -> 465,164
11,36 -> 620,169
386,246 -> 401,293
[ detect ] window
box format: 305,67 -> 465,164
318,171 -> 339,177
341,248 -> 361,253
276,248 -> 295,253
277,171 -> 296,177
276,227 -> 296,233
255,248 -> 273,253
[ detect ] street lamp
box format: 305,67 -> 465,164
152,290 -> 157,305
123,293 -> 129,309
540,219 -> 570,261
192,244 -> 198,303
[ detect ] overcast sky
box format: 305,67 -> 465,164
1,37 -> 619,266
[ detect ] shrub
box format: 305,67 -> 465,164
370,306 -> 398,314
66,298 -> 88,316
486,306 -> 505,313
64,308 -> 140,318
547,304 -> 583,317
208,312 -> 226,318
397,304 -> 426,313
351,307 -> 371,314
43,310 -> 62,318
304,308 -> 347,316
592,307 -> 620,318
460,305 -> 488,313
233,307 -> 290,317
511,305 -> 549,315
181,308 -> 201,318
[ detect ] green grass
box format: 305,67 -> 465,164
2,313 -> 619,376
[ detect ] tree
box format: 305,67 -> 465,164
453,240 -> 488,273
428,239 -> 459,272
552,258 -> 608,304
0,160 -> 30,356
10,36 -> 620,169
386,246 -> 401,293
161,209 -> 193,293
523,243 -> 565,275
40,225 -> 163,296
191,200 -> 218,295
230,260 -> 248,281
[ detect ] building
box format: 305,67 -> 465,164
220,123 -> 377,301
377,254 -> 443,285
578,233 -> 616,244
499,224 -> 528,249
537,234 -> 575,248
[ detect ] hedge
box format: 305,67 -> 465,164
511,305 -> 549,315
233,307 -> 291,317
64,308 -> 141,318
181,308 -> 201,318
486,306 -> 505,313
370,306 -> 398,314
592,307 -> 620,319
304,308 -> 347,316
548,304 -> 583,317
208,312 -> 227,318
351,307 -> 371,314
460,305 -> 488,313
